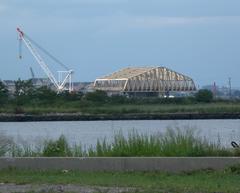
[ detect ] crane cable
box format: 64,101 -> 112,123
22,33 -> 69,71
18,37 -> 22,59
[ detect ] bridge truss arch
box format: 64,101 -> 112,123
94,66 -> 196,95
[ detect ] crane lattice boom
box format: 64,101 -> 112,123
17,27 -> 73,93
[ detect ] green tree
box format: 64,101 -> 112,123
195,89 -> 213,103
14,79 -> 35,97
84,90 -> 108,102
0,81 -> 8,104
34,86 -> 57,104
58,90 -> 83,101
14,79 -> 35,105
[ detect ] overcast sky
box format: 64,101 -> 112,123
0,0 -> 240,88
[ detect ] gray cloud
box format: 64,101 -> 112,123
4,12 -> 240,38
1,0 -> 240,86
126,16 -> 240,28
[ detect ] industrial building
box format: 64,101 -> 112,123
94,66 -> 196,96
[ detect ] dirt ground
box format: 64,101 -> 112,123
0,183 -> 138,193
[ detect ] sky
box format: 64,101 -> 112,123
0,0 -> 240,88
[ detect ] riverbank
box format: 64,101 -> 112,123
0,112 -> 240,122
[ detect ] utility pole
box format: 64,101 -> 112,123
212,82 -> 217,98
228,77 -> 232,99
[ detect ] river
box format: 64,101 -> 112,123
0,119 -> 240,147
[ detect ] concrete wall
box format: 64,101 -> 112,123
1,157 -> 240,172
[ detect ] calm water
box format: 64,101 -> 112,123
0,119 -> 240,147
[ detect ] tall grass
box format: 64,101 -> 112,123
89,128 -> 232,157
0,132 -> 13,156
1,128 -> 238,157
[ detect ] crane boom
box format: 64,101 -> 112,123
30,67 -> 35,79
17,28 -> 73,92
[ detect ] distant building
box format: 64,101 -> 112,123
202,84 -> 240,99
2,78 -> 50,94
2,80 -> 15,93
71,82 -> 93,93
30,78 -> 51,88
94,66 -> 196,96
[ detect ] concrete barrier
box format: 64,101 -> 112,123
0,157 -> 240,172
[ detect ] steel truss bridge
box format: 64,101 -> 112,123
94,66 -> 196,94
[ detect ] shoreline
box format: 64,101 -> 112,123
0,112 -> 240,122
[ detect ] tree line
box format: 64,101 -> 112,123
0,79 -> 215,106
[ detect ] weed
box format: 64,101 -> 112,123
43,135 -> 72,157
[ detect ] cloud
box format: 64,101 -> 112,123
120,15 -> 240,29
9,14 -> 240,38
91,15 -> 240,35
2,0 -> 240,38
69,0 -> 129,4
0,0 -> 128,9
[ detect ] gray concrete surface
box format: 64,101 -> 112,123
0,157 -> 240,172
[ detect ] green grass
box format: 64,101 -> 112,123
1,101 -> 240,114
1,166 -> 240,193
88,128 -> 232,157
5,128 -> 240,157
84,102 -> 240,114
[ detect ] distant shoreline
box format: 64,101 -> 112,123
0,113 -> 239,122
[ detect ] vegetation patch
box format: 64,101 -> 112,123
0,80 -> 240,115
2,128 -> 239,157
0,166 -> 240,193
